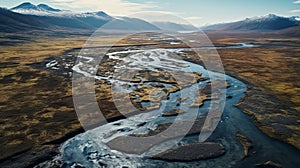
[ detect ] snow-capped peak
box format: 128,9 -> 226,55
37,4 -> 61,12
263,14 -> 279,19
289,16 -> 300,22
10,2 -> 113,19
11,2 -> 38,10
11,2 -> 61,12
244,14 -> 300,24
74,11 -> 113,20
11,2 -> 62,16
245,14 -> 281,22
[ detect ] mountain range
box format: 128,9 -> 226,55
152,22 -> 198,32
202,14 -> 300,34
1,2 -> 300,35
1,2 -> 162,32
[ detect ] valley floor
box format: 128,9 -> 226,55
0,32 -> 299,167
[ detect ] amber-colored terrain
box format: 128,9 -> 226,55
0,32 -> 299,167
0,34 -> 86,161
210,35 -> 300,149
182,33 -> 300,149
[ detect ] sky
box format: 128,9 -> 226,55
1,0 -> 300,26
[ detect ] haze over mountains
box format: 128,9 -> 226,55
1,2 -> 300,35
152,22 -> 198,32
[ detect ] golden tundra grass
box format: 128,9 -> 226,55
0,33 -> 299,159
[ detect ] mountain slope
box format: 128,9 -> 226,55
35,15 -> 95,30
37,4 -> 61,12
102,17 -> 159,30
204,14 -> 300,32
152,21 -> 197,31
11,2 -> 39,10
0,7 -> 50,32
6,2 -> 160,31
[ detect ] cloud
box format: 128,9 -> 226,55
50,0 -> 158,16
290,9 -> 300,13
184,16 -> 203,26
48,0 -> 203,26
131,11 -> 183,23
294,0 -> 300,4
186,16 -> 202,20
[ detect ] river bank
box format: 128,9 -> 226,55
34,40 -> 300,167
0,34 -> 299,167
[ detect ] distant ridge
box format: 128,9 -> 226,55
11,2 -> 39,10
37,4 -> 61,12
152,21 -> 198,31
4,3 -> 300,35
202,14 -> 300,32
